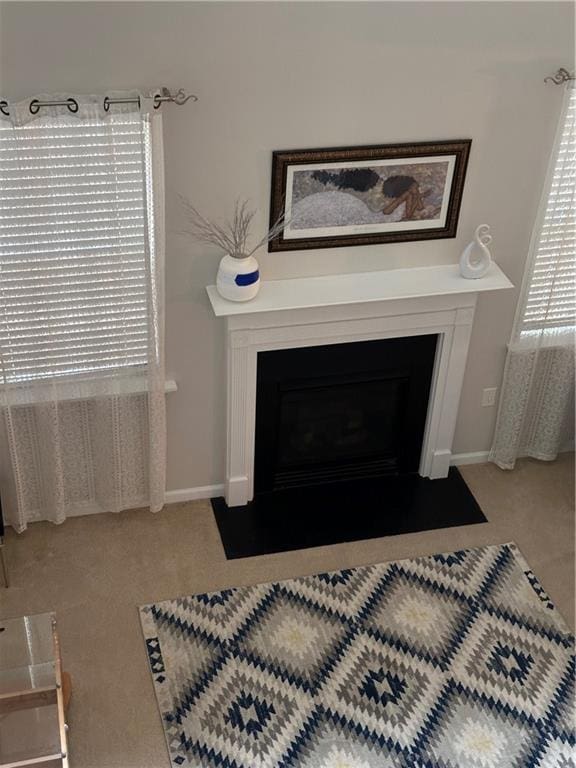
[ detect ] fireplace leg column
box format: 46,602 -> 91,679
425,306 -> 476,478
226,331 -> 257,507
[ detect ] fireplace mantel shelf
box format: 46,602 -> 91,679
207,263 -> 513,317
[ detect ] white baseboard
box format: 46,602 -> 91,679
164,484 -> 225,504
450,451 -> 490,466
451,443 -> 574,468
15,444 -> 575,527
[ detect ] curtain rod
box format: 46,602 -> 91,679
544,68 -> 575,85
0,87 -> 197,117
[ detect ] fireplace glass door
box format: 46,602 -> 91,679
255,335 -> 438,494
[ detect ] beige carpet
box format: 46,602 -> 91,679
2,456 -> 574,768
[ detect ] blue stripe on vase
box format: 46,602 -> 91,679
235,270 -> 259,287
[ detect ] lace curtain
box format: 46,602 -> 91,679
490,84 -> 575,469
0,92 -> 166,531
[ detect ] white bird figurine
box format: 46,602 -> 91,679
459,224 -> 493,279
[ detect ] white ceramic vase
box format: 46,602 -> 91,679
216,254 -> 261,302
459,224 -> 493,279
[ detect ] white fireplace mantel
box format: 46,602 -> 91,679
207,263 -> 513,507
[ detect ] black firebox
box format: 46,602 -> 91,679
254,335 -> 438,495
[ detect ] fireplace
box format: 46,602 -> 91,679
254,335 -> 437,495
207,263 -> 512,508
207,265 -> 513,556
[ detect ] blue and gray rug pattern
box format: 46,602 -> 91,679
140,543 -> 575,767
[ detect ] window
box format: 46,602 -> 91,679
0,112 -> 152,384
519,86 -> 576,335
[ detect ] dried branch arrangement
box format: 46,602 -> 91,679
180,197 -> 288,259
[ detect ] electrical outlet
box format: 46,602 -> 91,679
482,387 -> 498,407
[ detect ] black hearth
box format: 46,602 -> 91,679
255,335 -> 437,494
212,334 -> 487,559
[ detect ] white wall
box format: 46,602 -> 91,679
1,2 -> 573,492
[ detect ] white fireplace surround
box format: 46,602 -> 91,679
207,263 -> 513,507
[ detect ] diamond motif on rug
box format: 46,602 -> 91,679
140,543 -> 575,767
418,683 -> 539,768
176,652 -> 316,768
295,714 -> 407,767
535,734 -> 576,767
450,610 -> 571,720
276,565 -> 388,623
481,550 -> 574,639
233,587 -> 355,692
358,566 -> 472,667
321,630 -> 445,749
142,583 -> 275,644
401,545 -> 504,599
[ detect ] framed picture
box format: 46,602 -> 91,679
268,140 -> 471,251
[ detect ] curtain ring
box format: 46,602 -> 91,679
0,101 -> 9,117
153,93 -> 162,110
29,99 -> 40,115
67,98 -> 79,114
103,96 -> 110,112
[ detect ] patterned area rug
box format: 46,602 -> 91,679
140,543 -> 575,767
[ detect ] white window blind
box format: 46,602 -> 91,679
0,113 -> 151,384
520,86 -> 576,333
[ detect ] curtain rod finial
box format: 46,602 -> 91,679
159,87 -> 198,105
544,67 -> 575,85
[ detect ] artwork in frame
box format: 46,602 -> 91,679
268,140 -> 472,251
